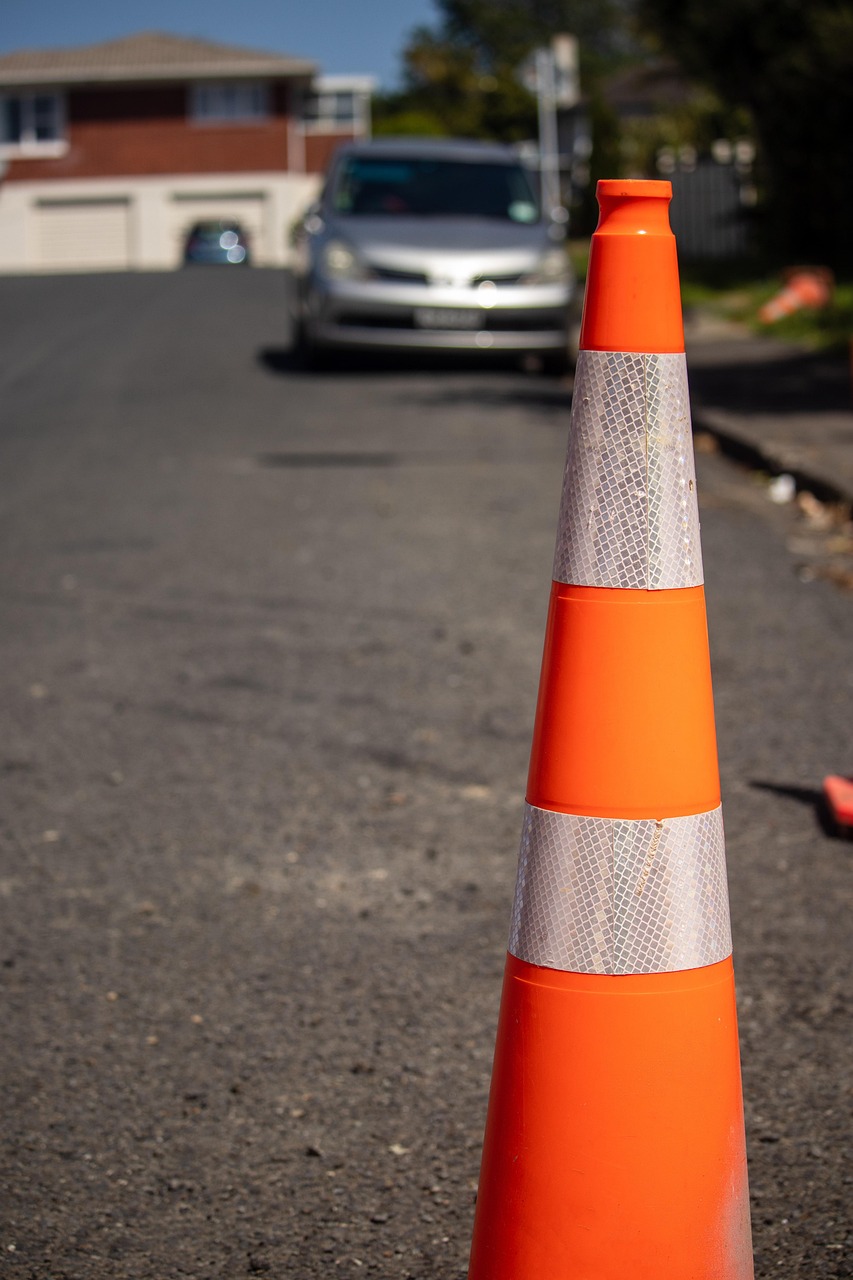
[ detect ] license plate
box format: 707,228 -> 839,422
415,307 -> 481,330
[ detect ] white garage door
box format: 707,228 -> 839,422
171,194 -> 267,265
35,198 -> 132,271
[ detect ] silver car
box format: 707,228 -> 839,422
291,139 -> 577,367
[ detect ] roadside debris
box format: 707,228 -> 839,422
796,490 -> 839,531
785,489 -> 853,590
768,473 -> 796,504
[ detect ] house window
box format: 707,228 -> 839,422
302,90 -> 358,131
303,91 -> 356,127
191,82 -> 269,123
0,92 -> 64,154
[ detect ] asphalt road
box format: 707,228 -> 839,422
1,270 -> 850,1279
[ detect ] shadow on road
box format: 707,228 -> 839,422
689,345 -> 852,418
257,347 -> 573,426
749,779 -> 838,837
256,450 -> 400,469
257,344 -> 567,381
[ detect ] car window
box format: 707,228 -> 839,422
190,222 -> 243,242
332,157 -> 540,222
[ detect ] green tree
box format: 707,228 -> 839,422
436,0 -> 631,73
374,0 -> 636,135
374,27 -> 537,140
373,0 -> 636,225
634,0 -> 853,268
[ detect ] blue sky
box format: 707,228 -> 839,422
0,0 -> 439,90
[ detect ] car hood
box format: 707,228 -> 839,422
324,215 -> 556,278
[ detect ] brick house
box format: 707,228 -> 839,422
0,31 -> 374,272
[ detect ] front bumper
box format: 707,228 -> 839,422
303,278 -> 574,352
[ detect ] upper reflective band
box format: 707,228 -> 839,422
554,351 -> 703,590
509,803 -> 731,975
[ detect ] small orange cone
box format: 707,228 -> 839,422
758,266 -> 834,323
822,774 -> 853,835
467,180 -> 754,1280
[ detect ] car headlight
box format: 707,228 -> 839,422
520,248 -> 572,285
320,239 -> 372,281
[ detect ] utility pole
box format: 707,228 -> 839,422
534,46 -> 560,219
521,36 -> 581,221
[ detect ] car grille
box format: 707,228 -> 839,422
470,272 -> 525,286
371,265 -> 430,284
368,266 -> 526,287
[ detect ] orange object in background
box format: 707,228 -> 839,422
467,180 -> 754,1280
758,266 -> 834,323
822,774 -> 853,835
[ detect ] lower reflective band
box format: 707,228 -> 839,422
508,803 -> 731,974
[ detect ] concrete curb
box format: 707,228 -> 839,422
692,404 -> 853,512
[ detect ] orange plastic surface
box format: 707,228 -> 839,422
527,583 -> 720,818
580,179 -> 685,354
822,775 -> 853,828
468,953 -> 753,1280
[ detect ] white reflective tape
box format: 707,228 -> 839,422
508,804 -> 731,975
553,351 -> 703,590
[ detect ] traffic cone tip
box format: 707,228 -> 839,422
595,178 -> 674,236
581,180 -> 684,352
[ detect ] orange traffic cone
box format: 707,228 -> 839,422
822,774 -> 853,835
758,267 -> 833,323
467,180 -> 754,1280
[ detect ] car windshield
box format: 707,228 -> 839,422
332,156 -> 541,222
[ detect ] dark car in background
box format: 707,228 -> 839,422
291,139 -> 577,368
183,221 -> 251,266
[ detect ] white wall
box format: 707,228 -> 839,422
0,171 -> 322,273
